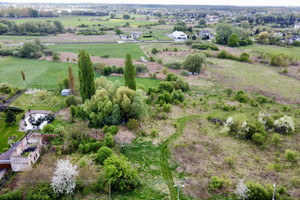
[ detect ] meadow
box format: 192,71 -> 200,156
0,57 -> 160,90
239,44 -> 300,59
8,15 -> 154,28
208,58 -> 300,103
49,43 -> 146,60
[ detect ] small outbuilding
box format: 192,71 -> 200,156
61,89 -> 70,96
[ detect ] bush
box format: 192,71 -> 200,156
42,124 -> 55,134
101,66 -> 113,76
234,90 -> 248,103
209,176 -> 225,190
115,67 -> 124,74
246,181 -> 270,200
134,63 -> 148,74
272,134 -> 282,147
192,43 -> 219,51
150,129 -> 158,138
269,53 -> 290,67
162,103 -> 171,112
27,182 -> 56,200
103,125 -> 119,135
0,190 -> 22,200
180,70 -> 189,76
159,81 -> 174,93
52,51 -> 60,61
164,62 -> 182,69
274,115 -> 295,134
65,95 -> 78,107
127,118 -> 139,130
252,133 -> 265,145
285,150 -> 298,163
239,52 -> 251,62
104,133 -> 114,148
96,146 -> 113,165
151,48 -> 158,54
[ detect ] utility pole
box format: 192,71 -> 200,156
174,183 -> 185,200
272,172 -> 281,200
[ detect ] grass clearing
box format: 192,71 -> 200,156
0,113 -> 25,153
208,58 -> 300,103
0,57 -> 78,90
49,43 -> 146,60
239,44 -> 300,60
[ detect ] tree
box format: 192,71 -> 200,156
20,70 -> 26,86
5,110 -> 16,125
241,20 -> 250,29
124,54 -> 136,90
257,31 -> 269,45
198,18 -> 207,28
101,154 -> 140,191
27,182 -> 56,200
68,65 -> 75,95
182,53 -> 206,74
96,146 -> 113,165
216,23 -> 234,45
130,91 -> 148,119
53,20 -> 64,33
228,33 -> 240,47
111,104 -> 121,125
51,159 -> 79,195
123,14 -> 130,20
110,13 -> 116,19
151,48 -> 158,54
78,50 -> 95,103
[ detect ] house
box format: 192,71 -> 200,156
199,30 -> 211,40
0,132 -> 42,172
294,22 -> 300,29
61,89 -> 70,96
170,31 -> 187,41
131,32 -> 142,40
288,36 -> 300,44
273,32 -> 284,38
205,15 -> 219,22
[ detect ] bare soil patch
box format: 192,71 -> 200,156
114,126 -> 136,145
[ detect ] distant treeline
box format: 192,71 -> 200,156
0,19 -> 65,36
0,7 -> 57,18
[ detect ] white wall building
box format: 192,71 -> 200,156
170,31 -> 187,41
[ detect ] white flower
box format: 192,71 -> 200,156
51,159 -> 79,195
241,121 -> 249,132
235,179 -> 250,200
225,116 -> 234,127
258,112 -> 267,125
274,115 -> 295,133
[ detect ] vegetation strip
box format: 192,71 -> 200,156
160,115 -> 199,200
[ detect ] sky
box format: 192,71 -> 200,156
1,0 -> 300,7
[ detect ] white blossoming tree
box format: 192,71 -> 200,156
51,159 -> 79,195
222,115 -> 249,139
235,179 -> 250,200
274,115 -> 295,134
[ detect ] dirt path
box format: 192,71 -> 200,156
160,115 -> 199,200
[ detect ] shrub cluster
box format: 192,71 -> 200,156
101,65 -> 124,76
217,50 -> 252,63
192,43 -> 219,51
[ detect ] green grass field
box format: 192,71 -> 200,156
0,57 -> 160,90
49,43 -> 146,60
9,15 -> 153,28
0,57 -> 78,90
0,114 -> 25,153
208,58 -> 300,102
239,44 -> 300,59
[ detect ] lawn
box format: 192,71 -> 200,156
49,43 -> 146,60
98,75 -> 161,89
0,113 -> 25,153
239,44 -> 300,60
208,58 -> 300,102
0,57 -> 78,90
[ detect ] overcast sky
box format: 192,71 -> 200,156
2,0 -> 300,7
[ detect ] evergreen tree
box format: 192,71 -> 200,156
111,104 -> 121,125
124,54 -> 136,90
78,50 -> 95,103
5,110 -> 16,125
68,65 -> 75,95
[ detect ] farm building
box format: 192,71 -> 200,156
0,132 -> 42,172
170,31 -> 187,41
61,89 -> 71,96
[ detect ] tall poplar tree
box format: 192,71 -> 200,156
68,65 -> 75,95
124,54 -> 136,90
78,50 -> 95,103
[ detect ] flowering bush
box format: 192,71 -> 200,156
51,159 -> 79,195
235,179 -> 250,200
222,115 -> 249,139
274,115 -> 295,134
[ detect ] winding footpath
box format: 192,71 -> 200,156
160,115 -> 199,200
